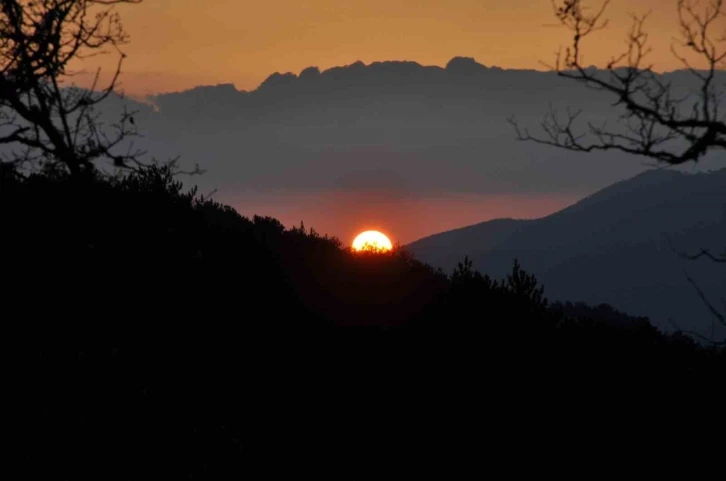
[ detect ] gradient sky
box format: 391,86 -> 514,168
66,0 -> 719,244
223,188 -> 580,246
88,0 -> 704,96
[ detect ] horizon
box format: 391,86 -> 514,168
107,53 -> 721,244
79,55 -> 723,244
73,0 -> 718,96
132,58 -> 726,98
1,0 -> 722,324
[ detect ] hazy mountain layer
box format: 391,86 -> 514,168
127,58 -> 724,240
408,168 -> 726,337
3,57 -> 723,242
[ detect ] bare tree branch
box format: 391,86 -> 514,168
512,1 -> 726,340
667,235 -> 726,264
666,318 -> 726,345
685,271 -> 726,328
511,0 -> 726,165
680,248 -> 726,263
0,0 -> 144,176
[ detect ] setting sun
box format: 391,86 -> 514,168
352,230 -> 393,252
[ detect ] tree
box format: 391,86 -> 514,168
505,259 -> 547,310
511,0 -> 726,168
0,0 -> 142,176
510,0 -> 725,337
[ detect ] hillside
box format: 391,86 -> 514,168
5,165 -> 724,479
408,168 -> 726,337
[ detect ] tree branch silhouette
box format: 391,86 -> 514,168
0,0 -> 145,176
679,247 -> 726,263
510,1 -> 726,340
509,0 -> 726,165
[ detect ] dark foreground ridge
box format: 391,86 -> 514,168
4,167 -> 724,478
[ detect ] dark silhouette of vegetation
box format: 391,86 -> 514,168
4,167 -> 724,478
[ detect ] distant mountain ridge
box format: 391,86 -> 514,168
130,57 -> 723,197
407,168 -> 726,337
148,57 -> 552,121
7,57 -> 723,245
150,57 -> 715,101
152,57 -> 511,99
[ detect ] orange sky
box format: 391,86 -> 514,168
226,190 -> 579,245
83,0 -> 708,96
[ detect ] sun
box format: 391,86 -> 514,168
352,230 -> 393,252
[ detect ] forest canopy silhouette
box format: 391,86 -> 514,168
6,163 -> 724,477
4,165 -> 723,349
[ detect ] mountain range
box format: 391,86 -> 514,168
118,58 -> 725,241
2,56 -> 724,333
408,168 -> 726,338
6,57 -> 724,242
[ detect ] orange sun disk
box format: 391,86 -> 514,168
352,231 -> 393,252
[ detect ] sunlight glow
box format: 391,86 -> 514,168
352,230 -> 393,252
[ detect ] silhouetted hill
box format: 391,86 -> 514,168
408,168 -> 726,338
5,167 -> 723,479
405,218 -> 529,270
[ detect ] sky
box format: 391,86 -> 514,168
226,190 -> 579,246
65,0 -> 721,245
88,0 -> 704,96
